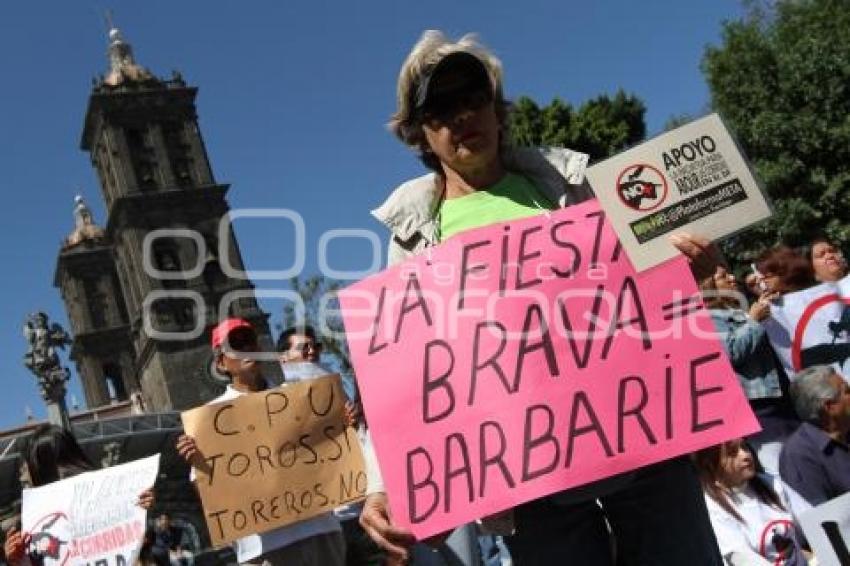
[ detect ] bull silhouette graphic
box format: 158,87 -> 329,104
801,304 -> 850,370
29,513 -> 68,563
829,305 -> 850,344
618,166 -> 662,210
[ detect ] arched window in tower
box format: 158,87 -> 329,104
125,127 -> 159,191
150,294 -> 196,332
83,277 -> 108,329
154,244 -> 181,272
201,233 -> 227,290
162,120 -> 195,187
102,363 -> 128,402
153,240 -> 184,290
174,298 -> 196,331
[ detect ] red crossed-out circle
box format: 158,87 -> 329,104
791,293 -> 850,371
29,511 -> 71,566
615,163 -> 669,212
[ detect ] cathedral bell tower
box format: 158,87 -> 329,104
56,27 -> 279,411
54,196 -> 135,408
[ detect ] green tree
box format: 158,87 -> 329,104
702,0 -> 850,264
509,90 -> 646,162
663,113 -> 695,132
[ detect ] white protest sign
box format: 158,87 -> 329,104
799,492 -> 850,566
763,274 -> 850,377
22,454 -> 160,566
585,113 -> 772,271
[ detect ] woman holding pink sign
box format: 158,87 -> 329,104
358,29 -> 727,566
699,266 -> 799,475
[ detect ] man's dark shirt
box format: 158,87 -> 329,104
778,422 -> 850,505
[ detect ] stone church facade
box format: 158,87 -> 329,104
54,28 -> 279,412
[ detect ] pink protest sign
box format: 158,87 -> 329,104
339,199 -> 758,539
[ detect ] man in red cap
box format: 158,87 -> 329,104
176,318 -> 345,565
208,317 -> 265,390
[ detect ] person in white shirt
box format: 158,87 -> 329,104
176,318 -> 345,566
277,325 -> 384,565
693,438 -> 813,566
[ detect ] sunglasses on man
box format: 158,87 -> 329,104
288,341 -> 323,355
222,328 -> 259,353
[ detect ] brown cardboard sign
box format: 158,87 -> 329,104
181,374 -> 365,546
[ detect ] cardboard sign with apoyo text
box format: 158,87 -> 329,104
181,375 -> 366,546
585,113 -> 772,271
339,199 -> 759,539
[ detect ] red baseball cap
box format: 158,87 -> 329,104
211,318 -> 255,349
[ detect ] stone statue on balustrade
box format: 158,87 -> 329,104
23,312 -> 72,404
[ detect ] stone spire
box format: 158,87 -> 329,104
103,26 -> 155,87
63,195 -> 105,249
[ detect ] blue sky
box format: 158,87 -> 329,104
0,0 -> 745,428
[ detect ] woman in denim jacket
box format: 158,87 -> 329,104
700,266 -> 799,475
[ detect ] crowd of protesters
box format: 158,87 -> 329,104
693,240 -> 848,565
3,28 -> 850,566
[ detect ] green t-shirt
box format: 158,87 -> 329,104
438,173 -> 554,240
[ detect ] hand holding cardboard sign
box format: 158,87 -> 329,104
176,434 -> 203,467
359,492 -> 415,562
176,434 -> 216,478
344,401 -> 362,428
669,232 -> 726,280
